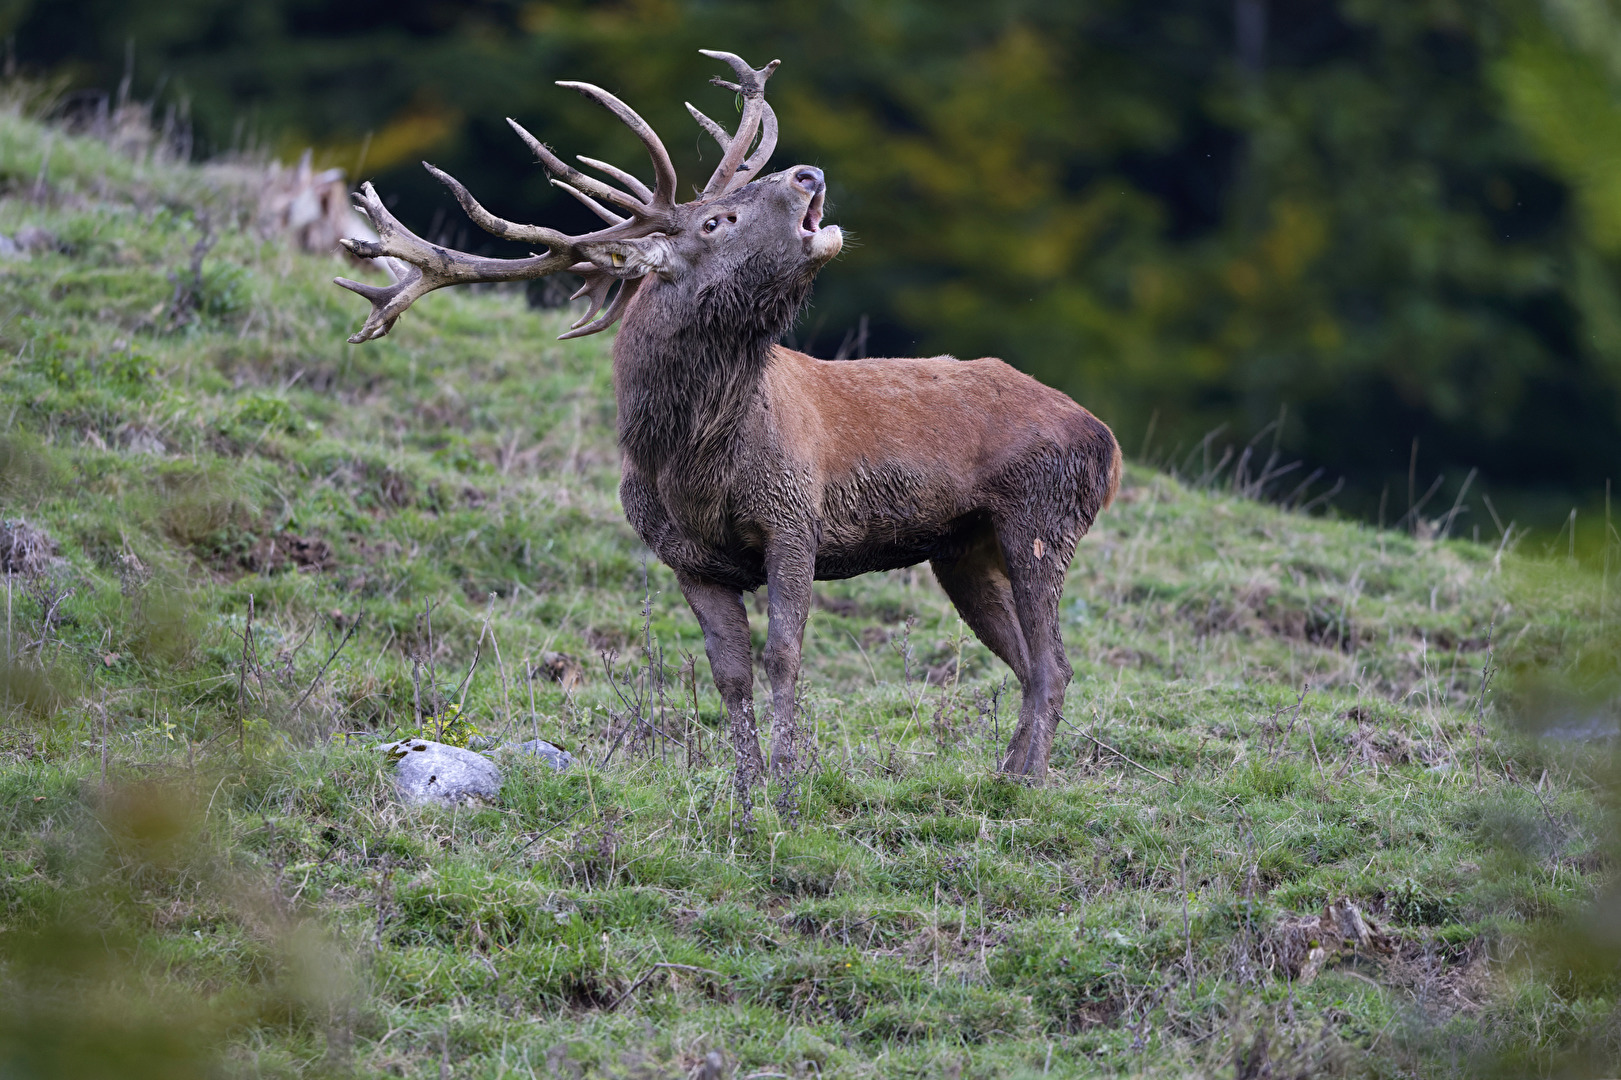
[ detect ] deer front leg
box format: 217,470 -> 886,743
763,542 -> 814,775
677,572 -> 764,781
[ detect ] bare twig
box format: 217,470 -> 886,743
608,962 -> 727,1011
486,594 -> 513,736
166,213 -> 216,330
99,696 -> 108,790
1282,683 -> 1309,741
370,856 -> 395,954
496,805 -> 588,868
237,593 -> 255,751
292,615 -> 362,716
421,599 -> 440,722
1298,476 -> 1345,515
525,656 -> 539,743
683,651 -> 701,769
451,618 -> 485,706
1181,848 -> 1194,1005
1067,714 -> 1177,785
1474,616 -> 1497,790
1438,467 -> 1478,540
1396,474 -> 1446,535
411,656 -> 423,732
1531,770 -> 1563,833
1304,712 -> 1326,782
893,616 -> 927,736
598,650 -> 644,770
639,559 -> 661,762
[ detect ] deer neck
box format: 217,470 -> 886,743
612,321 -> 770,476
611,273 -> 808,477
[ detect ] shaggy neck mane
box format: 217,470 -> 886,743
613,257 -> 814,472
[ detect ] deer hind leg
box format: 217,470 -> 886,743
989,515 -> 1078,779
930,521 -> 1033,687
677,572 -> 764,781
932,519 -> 1055,772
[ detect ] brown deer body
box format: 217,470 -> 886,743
335,52 -> 1120,779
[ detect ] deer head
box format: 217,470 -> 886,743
334,50 -> 843,345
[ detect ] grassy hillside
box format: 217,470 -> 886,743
1,107 -> 1617,1079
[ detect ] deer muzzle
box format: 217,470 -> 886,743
791,167 -> 841,260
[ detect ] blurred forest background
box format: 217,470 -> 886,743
6,0 -> 1621,531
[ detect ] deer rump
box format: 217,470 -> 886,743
332,49 -> 1122,780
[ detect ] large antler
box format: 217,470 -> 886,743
335,50 -> 781,343
334,169 -> 657,343
688,50 -> 781,197
335,82 -> 679,343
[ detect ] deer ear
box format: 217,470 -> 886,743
576,236 -> 682,280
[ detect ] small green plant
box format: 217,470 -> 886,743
231,393 -> 300,433
28,334 -> 155,393
413,701 -> 481,748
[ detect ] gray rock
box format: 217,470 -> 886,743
13,226 -> 58,253
385,738 -> 502,807
503,738 -> 575,771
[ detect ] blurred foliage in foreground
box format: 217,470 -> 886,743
8,0 -> 1621,521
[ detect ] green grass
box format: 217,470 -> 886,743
2,106 -> 1620,1078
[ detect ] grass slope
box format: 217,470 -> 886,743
0,109 -> 1617,1079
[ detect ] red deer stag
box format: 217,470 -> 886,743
334,51 -> 1121,780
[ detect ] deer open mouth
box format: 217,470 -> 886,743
799,189 -> 825,240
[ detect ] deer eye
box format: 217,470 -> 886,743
703,217 -> 720,233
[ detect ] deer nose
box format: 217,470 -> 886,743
792,167 -> 824,195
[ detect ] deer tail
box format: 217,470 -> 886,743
1102,432 -> 1123,510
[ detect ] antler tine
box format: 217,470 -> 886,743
335,181 -> 573,344
565,270 -> 616,328
507,117 -> 648,216
331,263 -> 422,344
555,81 -> 679,209
696,51 -> 780,199
566,264 -> 602,298
552,179 -> 627,226
559,276 -> 645,340
686,99 -> 777,188
686,102 -> 730,148
737,101 -> 777,185
576,156 -> 653,203
698,49 -> 779,94
422,161 -> 575,246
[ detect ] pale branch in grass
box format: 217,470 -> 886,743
1473,615 -> 1496,790
291,615 -> 362,717
496,805 -> 587,869
1068,711 -> 1178,785
236,592 -> 255,751
608,962 -> 728,1012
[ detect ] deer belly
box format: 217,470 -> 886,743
812,466 -> 968,578
813,541 -> 934,580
